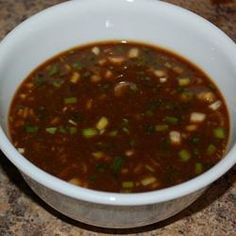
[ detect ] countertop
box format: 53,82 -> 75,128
0,0 -> 236,235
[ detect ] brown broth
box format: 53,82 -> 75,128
8,41 -> 230,193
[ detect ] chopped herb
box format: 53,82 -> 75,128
82,128 -> 98,138
58,126 -> 67,133
190,137 -> 200,144
178,77 -> 190,86
52,80 -> 63,88
122,181 -> 134,188
96,116 -> 109,130
213,128 -> 225,139
145,110 -> 154,117
147,99 -> 162,111
33,75 -> 46,86
45,127 -> 57,134
96,163 -> 107,172
69,127 -> 77,135
179,149 -> 191,161
72,61 -> 82,70
111,156 -> 124,175
48,64 -> 59,76
88,175 -> 97,182
108,130 -> 118,137
64,97 -> 77,104
25,125 -> 39,133
165,116 -> 178,125
92,151 -> 104,159
207,144 -> 216,155
155,124 -> 169,132
195,162 -> 203,174
144,124 -> 156,134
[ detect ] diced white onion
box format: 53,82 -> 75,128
154,69 -> 167,78
91,46 -> 100,55
108,57 -> 125,64
141,176 -> 157,186
159,77 -> 167,83
128,48 -> 139,58
209,100 -> 222,110
17,148 -> 25,154
190,112 -> 206,123
169,131 -> 181,145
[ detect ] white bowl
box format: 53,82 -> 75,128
0,0 -> 236,228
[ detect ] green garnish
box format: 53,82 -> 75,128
52,80 -> 63,88
178,77 -> 190,86
122,181 -> 134,189
69,127 -> 77,135
25,126 -> 39,133
191,137 -> 200,144
213,128 -> 225,139
112,156 -> 124,175
82,128 -> 98,138
48,64 -> 59,76
64,97 -> 77,104
58,127 -> 67,133
207,144 -> 216,155
179,149 -> 191,161
45,127 -> 57,134
155,124 -> 169,132
165,116 -> 178,125
72,61 -> 82,70
195,162 -> 203,174
109,130 -> 118,137
33,75 -> 46,86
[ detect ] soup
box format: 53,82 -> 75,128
8,41 -> 229,193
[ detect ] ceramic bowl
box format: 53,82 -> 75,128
0,0 -> 236,228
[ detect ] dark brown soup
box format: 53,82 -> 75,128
8,41 -> 229,193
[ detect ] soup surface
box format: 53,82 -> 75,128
9,41 -> 229,193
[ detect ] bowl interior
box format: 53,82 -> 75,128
0,0 -> 236,205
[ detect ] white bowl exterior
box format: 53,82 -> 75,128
22,173 -> 205,228
0,0 -> 236,228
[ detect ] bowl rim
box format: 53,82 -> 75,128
0,0 -> 236,206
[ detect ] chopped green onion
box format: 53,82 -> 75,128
195,162 -> 203,174
191,137 -> 200,144
207,144 -> 216,155
122,181 -> 134,188
58,127 -> 67,133
112,156 -> 124,175
178,77 -> 190,86
155,124 -> 169,132
213,128 -> 225,139
33,75 -> 46,86
48,64 -> 59,76
72,61 -> 82,70
52,80 -> 63,88
25,126 -> 38,133
64,97 -> 77,104
82,128 -> 98,138
165,116 -> 178,125
69,127 -> 77,135
109,130 -> 118,137
96,116 -> 109,130
92,151 -> 104,159
144,124 -> 156,134
45,127 -> 57,134
179,149 -> 191,161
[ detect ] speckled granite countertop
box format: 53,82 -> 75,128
0,0 -> 236,235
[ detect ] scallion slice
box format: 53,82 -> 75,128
64,97 -> 77,104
